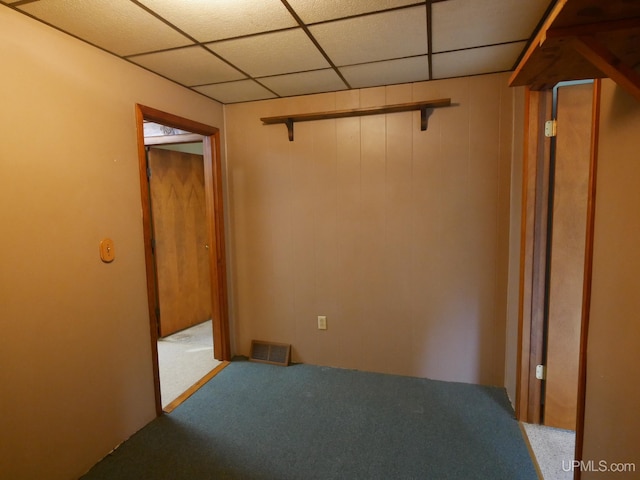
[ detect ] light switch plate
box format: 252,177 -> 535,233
100,238 -> 115,263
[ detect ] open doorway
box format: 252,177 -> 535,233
146,139 -> 220,409
517,81 -> 600,479
135,105 -> 231,415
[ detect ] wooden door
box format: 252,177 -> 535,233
148,147 -> 212,337
544,82 -> 594,430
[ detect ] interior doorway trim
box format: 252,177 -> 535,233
516,81 -> 601,480
573,79 -> 601,480
516,87 -> 553,424
135,104 -> 231,416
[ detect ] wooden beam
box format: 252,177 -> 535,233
509,0 -> 568,87
573,35 -> 640,102
545,17 -> 640,40
509,1 -> 640,91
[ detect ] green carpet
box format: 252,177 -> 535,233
82,358 -> 537,479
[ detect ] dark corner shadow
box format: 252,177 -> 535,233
608,84 -> 640,125
479,384 -> 519,418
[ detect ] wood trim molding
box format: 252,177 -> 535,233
528,90 -> 553,424
516,88 -> 553,423
135,104 -> 231,415
135,105 -> 163,416
163,361 -> 230,414
138,105 -> 218,136
516,88 -> 533,421
203,133 -> 232,361
572,78 -> 602,480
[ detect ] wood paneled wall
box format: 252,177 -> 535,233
225,73 -> 522,385
581,79 -> 640,477
0,8 -> 224,479
504,87 -> 526,403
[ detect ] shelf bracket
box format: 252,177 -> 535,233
420,106 -> 432,131
285,118 -> 294,141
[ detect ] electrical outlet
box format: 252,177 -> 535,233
317,315 -> 327,330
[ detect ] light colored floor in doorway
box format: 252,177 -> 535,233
523,422 -> 575,480
157,320 -> 221,408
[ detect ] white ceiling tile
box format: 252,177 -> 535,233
432,0 -> 550,52
130,46 -> 246,86
137,0 -> 297,43
309,6 -> 427,66
340,56 -> 429,89
287,0 -> 419,24
194,80 -> 277,104
432,42 -> 526,79
18,0 -> 192,56
9,0 -> 552,103
260,69 -> 347,97
208,29 -> 329,78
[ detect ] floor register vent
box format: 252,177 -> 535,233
250,340 -> 291,366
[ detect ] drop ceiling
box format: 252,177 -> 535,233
2,0 -> 553,104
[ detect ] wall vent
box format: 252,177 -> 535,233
250,340 -> 291,366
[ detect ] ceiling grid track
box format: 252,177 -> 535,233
279,0 -> 351,89
126,0 -> 281,98
3,0 -> 556,104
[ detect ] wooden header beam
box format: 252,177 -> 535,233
509,0 -> 640,102
572,35 -> 640,102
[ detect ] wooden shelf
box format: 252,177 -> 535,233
260,98 -> 451,141
510,0 -> 640,101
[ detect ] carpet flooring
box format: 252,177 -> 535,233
523,423 -> 575,479
82,359 -> 537,479
158,320 -> 220,408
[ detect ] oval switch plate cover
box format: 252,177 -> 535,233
100,238 -> 115,263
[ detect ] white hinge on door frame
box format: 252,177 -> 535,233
535,364 -> 546,380
545,119 -> 557,137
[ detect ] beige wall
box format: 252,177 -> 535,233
504,87 -> 525,404
225,72 -> 520,385
582,80 -> 640,477
0,8 -> 223,480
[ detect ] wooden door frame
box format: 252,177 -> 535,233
135,104 -> 231,416
516,81 -> 601,480
516,87 -> 554,425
